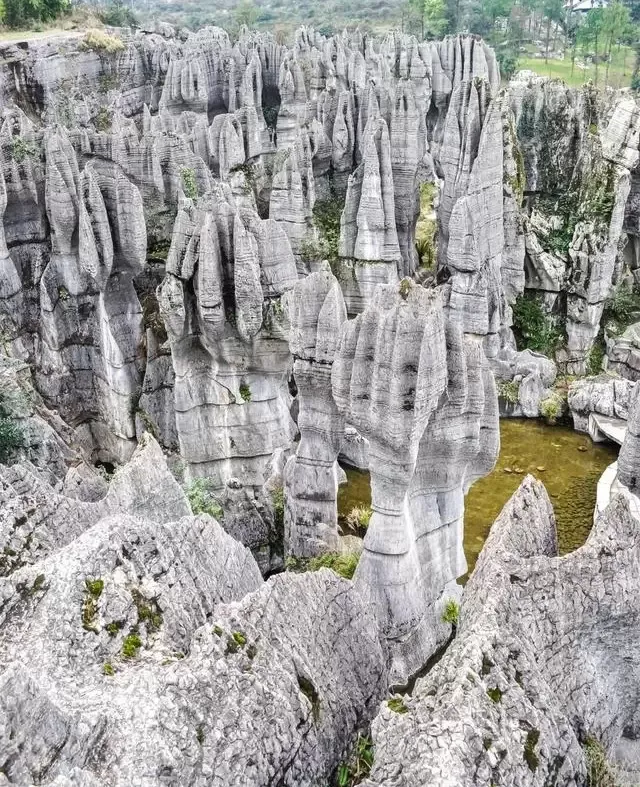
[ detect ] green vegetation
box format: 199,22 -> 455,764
287,551 -> 360,580
603,282 -> 640,337
345,505 -> 372,533
2,0 -> 69,30
121,631 -> 143,659
415,181 -> 438,269
487,687 -> 503,703
180,167 -> 198,200
586,341 -> 605,376
80,28 -> 125,53
336,734 -> 374,787
0,409 -> 24,463
271,486 -> 285,532
512,293 -> 564,357
524,729 -> 540,772
99,0 -> 137,27
81,578 -> 104,632
225,631 -> 248,654
441,598 -> 460,626
239,381 -> 252,402
584,736 -> 619,787
10,136 -> 37,163
498,380 -> 520,405
539,393 -> 562,423
309,551 -> 359,579
131,588 -> 162,632
94,106 -> 111,132
184,477 -> 224,520
105,620 -> 123,636
387,696 -> 408,714
300,195 -> 344,277
103,662 -> 115,676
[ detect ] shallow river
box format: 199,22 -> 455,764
337,419 -> 618,574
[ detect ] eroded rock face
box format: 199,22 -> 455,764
285,263 -> 347,557
509,75 -> 640,374
158,187 -> 297,491
0,436 -> 387,786
365,477 -> 640,786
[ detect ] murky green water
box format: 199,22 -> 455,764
338,419 -> 618,573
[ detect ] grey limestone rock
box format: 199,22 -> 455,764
285,263 -> 348,557
366,476 -> 640,786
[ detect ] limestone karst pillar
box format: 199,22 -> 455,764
158,188 -> 298,493
618,383 -> 640,493
332,280 -> 448,680
284,263 -> 347,557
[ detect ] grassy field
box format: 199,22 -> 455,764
518,44 -> 635,89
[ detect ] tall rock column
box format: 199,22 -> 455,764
284,263 -> 347,556
338,117 -> 401,315
332,281 -> 448,681
158,185 -> 298,492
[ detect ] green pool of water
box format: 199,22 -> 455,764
337,419 -> 618,573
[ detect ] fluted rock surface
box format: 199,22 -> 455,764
366,477 -> 640,786
285,263 -> 347,556
158,187 -> 297,506
332,280 -> 449,681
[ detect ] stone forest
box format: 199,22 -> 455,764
1,18 -> 640,787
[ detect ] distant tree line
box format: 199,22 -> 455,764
401,0 -> 638,86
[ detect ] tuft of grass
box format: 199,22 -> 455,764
336,734 -> 374,786
121,632 -> 143,659
308,551 -> 360,580
346,505 -> 372,532
441,598 -> 460,626
103,662 -> 115,676
387,697 -> 408,714
239,382 -> 251,402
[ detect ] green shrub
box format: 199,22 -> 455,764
103,662 -> 115,676
586,342 -> 605,376
0,416 -> 24,463
81,29 -> 125,53
584,737 -> 618,787
441,598 -> 460,626
539,395 -> 561,423
180,167 -> 198,199
184,478 -> 223,519
497,380 -> 520,405
603,283 -> 640,337
512,294 -> 564,357
239,382 -> 251,402
94,107 -> 112,132
10,137 -> 37,164
100,0 -> 138,26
